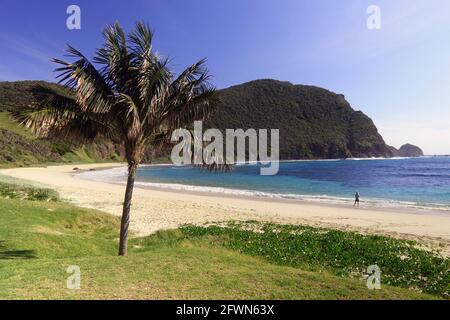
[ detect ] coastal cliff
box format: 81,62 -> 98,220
208,79 -> 409,159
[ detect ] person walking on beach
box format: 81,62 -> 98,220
354,191 -> 360,208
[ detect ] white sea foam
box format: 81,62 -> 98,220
222,157 -> 420,165
76,166 -> 128,182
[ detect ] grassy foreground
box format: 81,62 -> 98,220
0,182 -> 446,299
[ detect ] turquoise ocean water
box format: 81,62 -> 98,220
79,157 -> 450,212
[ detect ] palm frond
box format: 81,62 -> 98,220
128,21 -> 154,57
117,93 -> 142,143
171,58 -> 209,86
19,85 -> 110,143
136,55 -> 171,122
53,45 -> 113,114
94,22 -> 134,93
162,83 -> 218,129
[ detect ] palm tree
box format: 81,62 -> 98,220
21,22 -> 218,256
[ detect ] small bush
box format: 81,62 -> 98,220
50,142 -> 72,156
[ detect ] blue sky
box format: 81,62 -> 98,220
1,0 -> 450,154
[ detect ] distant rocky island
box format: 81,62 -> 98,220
395,144 -> 424,157
0,79 -> 423,166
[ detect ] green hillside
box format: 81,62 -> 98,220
0,81 -> 122,167
207,79 -> 395,159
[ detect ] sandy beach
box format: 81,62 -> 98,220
2,163 -> 450,256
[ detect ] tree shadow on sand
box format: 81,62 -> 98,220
0,241 -> 36,260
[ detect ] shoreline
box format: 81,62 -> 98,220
133,184 -> 450,217
80,164 -> 450,217
2,163 -> 450,256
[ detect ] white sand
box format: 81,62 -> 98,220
2,163 -> 450,255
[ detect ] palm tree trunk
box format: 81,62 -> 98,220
118,163 -> 137,256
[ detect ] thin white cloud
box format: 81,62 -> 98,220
0,32 -> 56,81
309,0 -> 450,66
0,34 -> 53,65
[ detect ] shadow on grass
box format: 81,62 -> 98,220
0,241 -> 36,260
